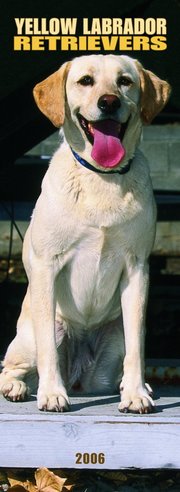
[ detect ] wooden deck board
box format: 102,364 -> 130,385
0,385 -> 180,469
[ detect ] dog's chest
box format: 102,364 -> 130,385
56,225 -> 124,325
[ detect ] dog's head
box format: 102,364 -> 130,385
33,54 -> 171,171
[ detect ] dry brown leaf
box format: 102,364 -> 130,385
7,470 -> 75,492
26,481 -> 38,492
62,486 -> 75,491
52,470 -> 76,490
35,469 -> 67,492
9,480 -> 37,492
8,480 -> 28,489
7,470 -> 35,490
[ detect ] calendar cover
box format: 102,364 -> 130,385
0,0 -> 180,489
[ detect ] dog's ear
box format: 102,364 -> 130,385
136,62 -> 171,124
33,61 -> 71,127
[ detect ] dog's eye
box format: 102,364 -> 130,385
78,75 -> 94,86
117,76 -> 132,87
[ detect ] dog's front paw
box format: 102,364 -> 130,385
119,386 -> 154,414
37,387 -> 70,412
0,378 -> 29,401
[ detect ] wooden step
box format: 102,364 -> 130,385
1,383 -> 180,469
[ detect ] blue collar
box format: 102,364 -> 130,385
71,148 -> 132,175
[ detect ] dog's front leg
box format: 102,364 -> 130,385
30,258 -> 69,412
119,260 -> 154,414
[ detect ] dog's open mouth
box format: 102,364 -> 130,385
77,114 -> 129,168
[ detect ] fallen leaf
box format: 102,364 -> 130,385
7,469 -> 35,490
35,469 -> 66,492
62,486 -> 75,491
26,482 -> 37,492
53,470 -> 76,490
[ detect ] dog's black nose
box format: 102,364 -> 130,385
98,94 -> 121,114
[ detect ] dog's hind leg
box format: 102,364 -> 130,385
0,288 -> 36,401
73,317 -> 125,396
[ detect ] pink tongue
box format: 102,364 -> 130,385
91,119 -> 126,168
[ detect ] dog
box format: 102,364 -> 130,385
0,54 -> 170,413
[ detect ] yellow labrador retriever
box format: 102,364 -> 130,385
0,55 -> 170,413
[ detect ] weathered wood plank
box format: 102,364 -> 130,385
153,222 -> 180,256
0,386 -> 180,469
